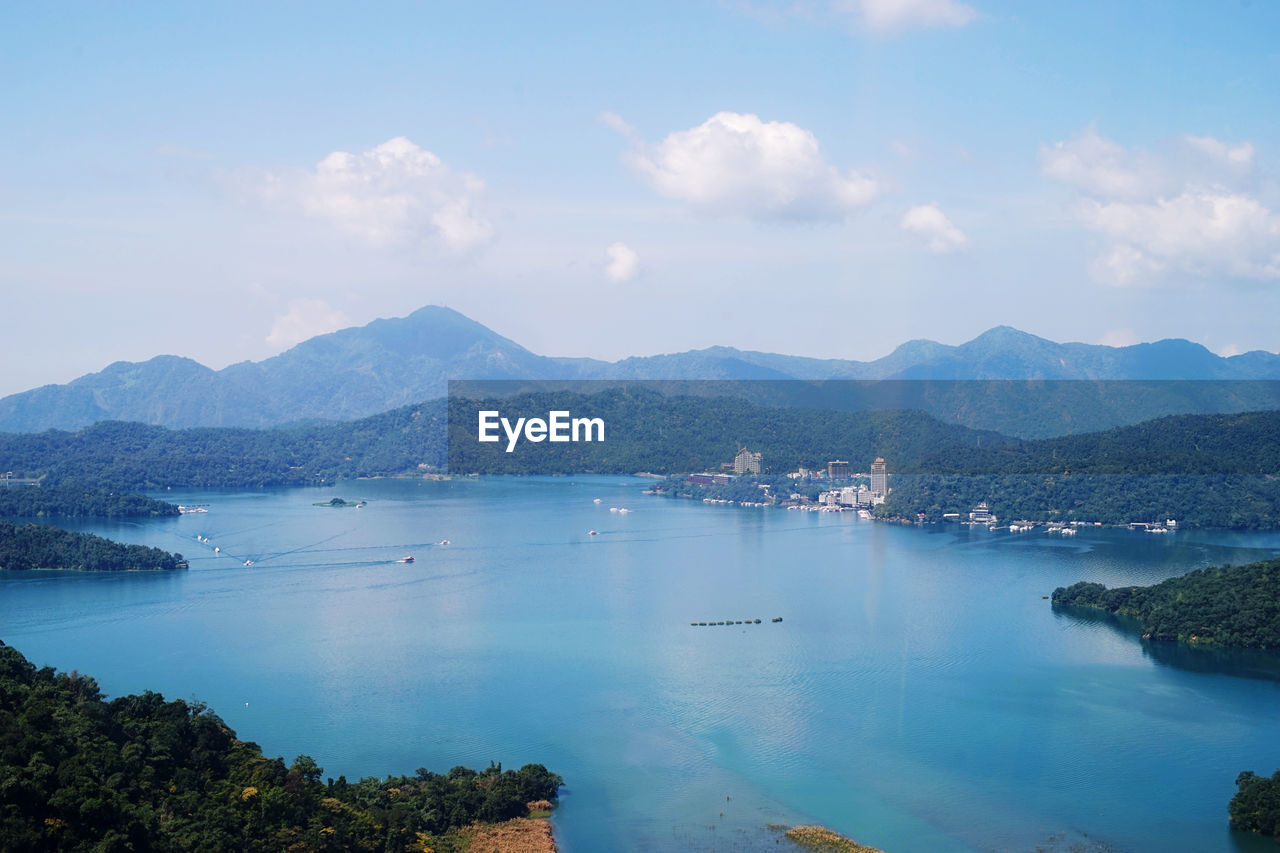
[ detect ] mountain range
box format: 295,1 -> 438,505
2,305 -> 1279,434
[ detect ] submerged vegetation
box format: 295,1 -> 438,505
782,825 -> 884,853
1052,557 -> 1280,648
0,640 -> 562,851
0,521 -> 186,571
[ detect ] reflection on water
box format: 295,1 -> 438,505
1053,604 -> 1280,682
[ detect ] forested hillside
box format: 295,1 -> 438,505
0,640 -> 562,852
1052,558 -> 1280,648
0,400 -> 447,490
0,522 -> 187,571
0,484 -> 178,518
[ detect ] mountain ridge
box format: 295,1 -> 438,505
2,305 -> 1279,433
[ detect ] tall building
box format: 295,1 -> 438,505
827,460 -> 850,479
734,447 -> 762,475
871,457 -> 887,497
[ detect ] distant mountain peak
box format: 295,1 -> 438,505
3,308 -> 1280,433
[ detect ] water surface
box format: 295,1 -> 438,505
3,477 -> 1280,852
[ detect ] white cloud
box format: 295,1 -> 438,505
253,137 -> 491,252
1185,135 -> 1254,170
624,111 -> 879,221
835,0 -> 976,33
1038,126 -> 1167,200
1042,127 -> 1279,285
900,203 -> 967,253
597,111 -> 637,141
604,242 -> 641,282
266,299 -> 350,349
1218,343 -> 1244,358
1080,191 -> 1280,284
1098,328 -> 1139,348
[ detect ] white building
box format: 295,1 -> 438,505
871,458 -> 887,498
734,447 -> 762,475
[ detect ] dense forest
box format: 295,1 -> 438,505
0,400 -> 447,490
910,410 -> 1280,476
1052,558 -> 1280,648
0,522 -> 187,572
0,641 -> 562,852
1230,770 -> 1280,837
881,473 -> 1280,529
0,485 -> 178,518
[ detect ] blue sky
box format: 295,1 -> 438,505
3,1 -> 1279,396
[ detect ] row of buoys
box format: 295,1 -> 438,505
688,617 -> 783,626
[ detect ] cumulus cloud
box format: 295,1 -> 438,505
623,111 -> 879,221
266,299 -> 350,349
604,242 -> 640,282
1081,191 -> 1280,284
900,203 -> 967,253
253,137 -> 492,252
1041,127 -> 1279,285
835,0 -> 976,33
1038,126 -> 1168,200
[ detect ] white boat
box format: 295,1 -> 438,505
398,555 -> 415,563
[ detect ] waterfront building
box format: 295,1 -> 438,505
828,460 -> 850,479
969,502 -> 997,524
734,447 -> 763,475
871,458 -> 887,498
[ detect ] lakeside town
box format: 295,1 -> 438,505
672,446 -> 1180,534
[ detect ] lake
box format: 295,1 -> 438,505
3,476 -> 1280,852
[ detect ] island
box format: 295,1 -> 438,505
0,640 -> 563,851
313,497 -> 366,508
0,521 -> 187,572
1051,557 -> 1280,648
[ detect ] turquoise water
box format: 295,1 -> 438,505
3,476 -> 1280,852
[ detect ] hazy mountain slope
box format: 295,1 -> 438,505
3,306 -> 1280,433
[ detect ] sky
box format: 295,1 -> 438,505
3,0 -> 1280,397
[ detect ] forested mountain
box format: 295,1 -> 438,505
882,411 -> 1280,528
4,305 -> 1280,433
0,401 -> 447,490
0,641 -> 561,851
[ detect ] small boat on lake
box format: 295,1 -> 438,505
398,556 -> 415,563
588,530 -> 598,536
